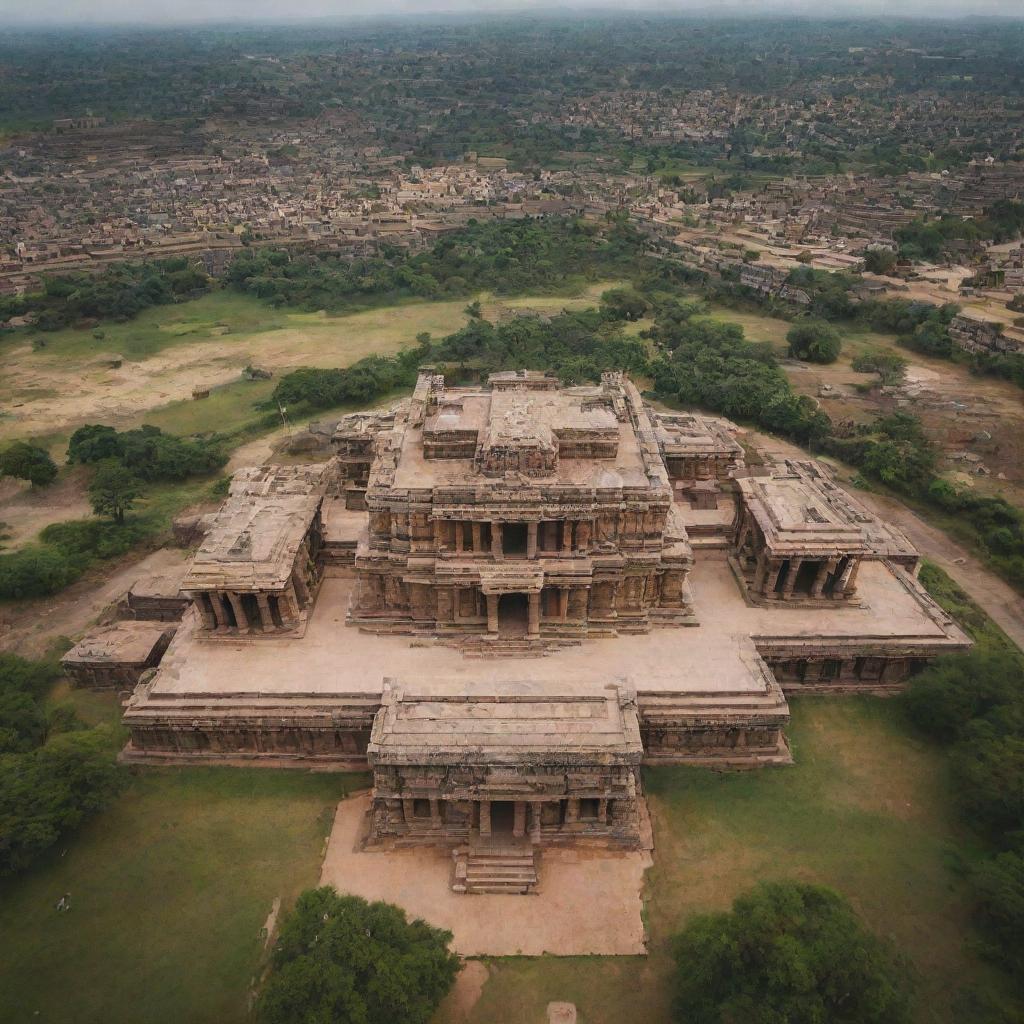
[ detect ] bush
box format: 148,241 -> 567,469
671,880 -> 911,1024
0,726 -> 122,875
851,349 -> 908,386
0,652 -> 61,754
787,319 -> 842,363
68,424 -> 225,482
0,441 -> 58,487
258,887 -> 459,1024
0,545 -> 80,600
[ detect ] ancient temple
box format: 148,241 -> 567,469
116,370 -> 971,868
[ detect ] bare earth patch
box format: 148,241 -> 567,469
319,794 -> 650,956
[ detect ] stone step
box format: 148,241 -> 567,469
452,844 -> 539,895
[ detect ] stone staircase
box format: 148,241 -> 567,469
451,838 -> 540,894
458,636 -> 582,660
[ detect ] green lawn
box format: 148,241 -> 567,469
454,698 -> 999,1024
0,766 -> 368,1024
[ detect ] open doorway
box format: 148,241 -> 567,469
498,593 -> 529,637
503,523 -> 528,557
489,801 -> 515,834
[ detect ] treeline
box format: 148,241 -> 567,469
0,652 -> 122,875
227,217 -> 647,312
66,424 -> 226,482
0,258 -> 210,332
900,597 -> 1024,986
894,200 -> 1024,262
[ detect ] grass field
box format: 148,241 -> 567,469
452,698 -> 998,1024
1,280 -> 627,447
0,761 -> 368,1024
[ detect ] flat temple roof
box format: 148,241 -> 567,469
368,679 -> 643,765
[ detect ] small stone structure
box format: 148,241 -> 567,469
182,465 -> 327,635
367,679 -> 644,848
62,621 -> 176,689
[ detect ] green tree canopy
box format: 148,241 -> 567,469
786,320 -> 842,363
672,880 -> 911,1024
88,460 -> 142,524
0,441 -> 58,487
258,887 -> 460,1024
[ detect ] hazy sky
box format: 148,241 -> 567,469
1,0 -> 1021,25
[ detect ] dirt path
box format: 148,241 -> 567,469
0,546 -> 191,658
749,429 -> 1024,652
0,468 -> 93,552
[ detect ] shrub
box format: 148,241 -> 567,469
0,441 -> 58,487
0,726 -> 122,875
786,319 -> 842,363
0,545 -> 80,600
671,880 -> 911,1024
258,887 -> 459,1024
88,461 -> 143,524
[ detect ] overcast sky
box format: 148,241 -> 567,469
1,0 -> 1021,26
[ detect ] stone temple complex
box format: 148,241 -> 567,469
91,370 -> 970,888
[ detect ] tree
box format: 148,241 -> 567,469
864,248 -> 898,275
787,320 -> 842,363
464,299 -> 483,319
67,424 -> 123,464
88,460 -> 142,524
0,726 -> 122,875
0,441 -> 58,487
672,881 -> 912,1024
258,887 -> 460,1024
600,287 -> 649,322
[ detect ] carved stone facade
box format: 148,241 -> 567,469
348,370 -> 695,641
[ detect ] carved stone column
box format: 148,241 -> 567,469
479,799 -> 491,837
527,521 -> 538,559
528,592 -> 541,637
209,591 -> 230,631
530,802 -> 542,842
471,522 -> 482,554
811,559 -> 833,598
256,593 -> 274,632
491,522 -> 503,559
455,523 -> 464,554
558,586 -> 570,621
429,798 -> 442,829
486,593 -> 499,635
513,801 -> 526,838
781,560 -> 801,600
191,593 -> 215,630
565,797 -> 580,826
562,521 -> 573,555
227,592 -> 249,631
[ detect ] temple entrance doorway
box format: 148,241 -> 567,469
489,801 -> 516,834
503,522 -> 528,557
498,593 -> 529,637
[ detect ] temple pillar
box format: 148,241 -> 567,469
491,523 -> 503,559
528,592 -> 541,637
433,519 -> 443,551
782,559 -> 801,600
209,591 -> 230,631
527,521 -> 538,559
833,556 -> 858,599
472,522 -> 482,553
227,591 -> 249,631
486,593 -> 499,635
256,593 -> 274,632
598,797 -> 608,825
562,521 -> 573,555
765,559 -> 784,599
429,798 -> 442,829
401,797 -> 415,826
565,797 -> 580,826
530,802 -> 542,842
192,593 -> 215,630
513,801 -> 527,838
844,558 -> 861,597
558,586 -> 570,622
479,799 -> 491,837
455,523 -> 464,554
811,559 -> 833,598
